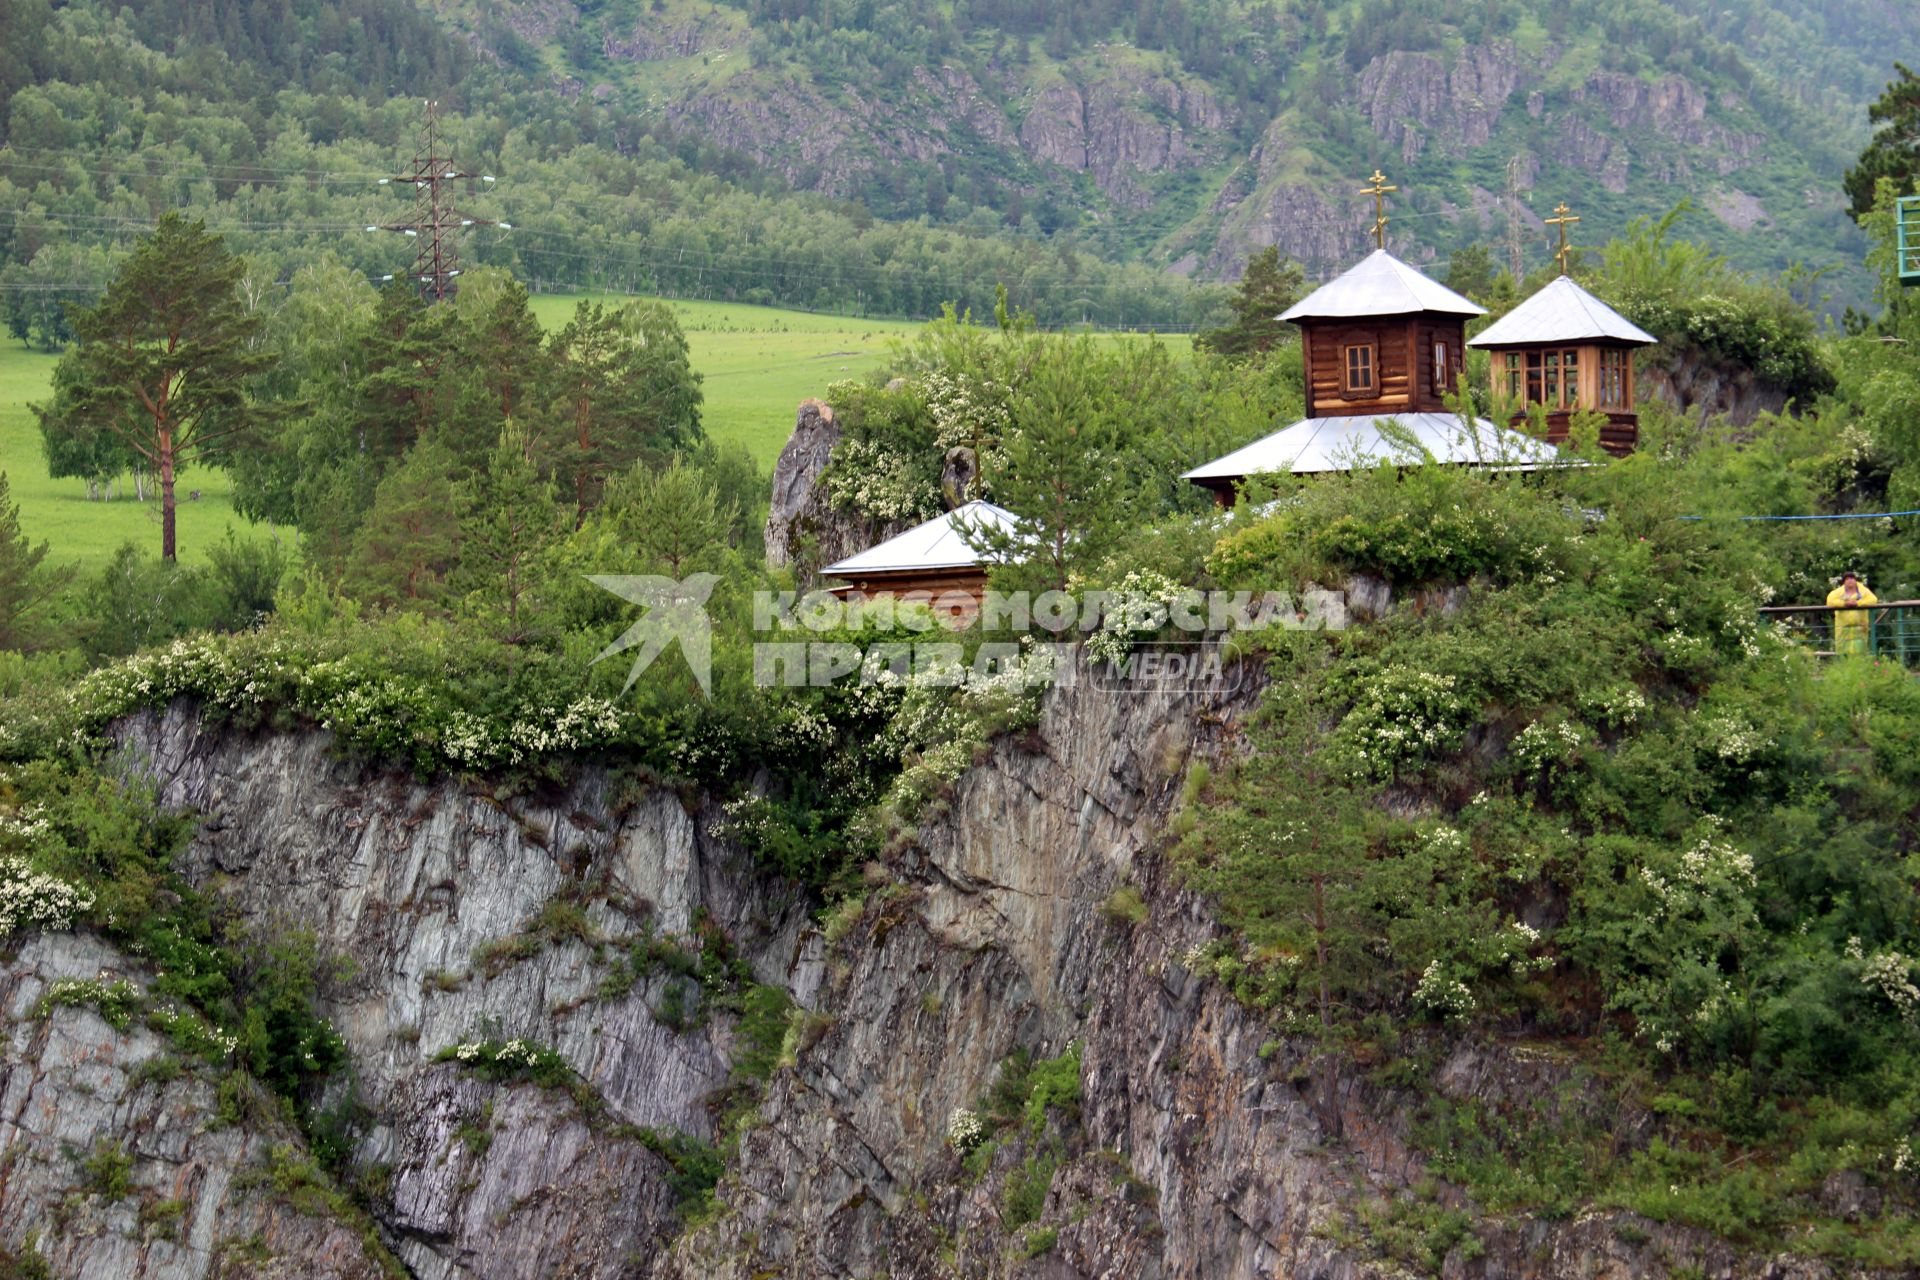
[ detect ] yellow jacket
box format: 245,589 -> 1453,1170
1826,582 -> 1878,653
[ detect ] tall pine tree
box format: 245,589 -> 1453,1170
458,421 -> 567,643
1196,246 -> 1306,360
34,214 -> 277,560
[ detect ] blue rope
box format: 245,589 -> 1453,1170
1680,509 -> 1920,522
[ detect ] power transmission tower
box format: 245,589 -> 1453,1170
1505,155 -> 1526,285
367,100 -> 508,302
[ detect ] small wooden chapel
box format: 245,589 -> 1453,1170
1466,202 -> 1656,456
1183,172 -> 1561,504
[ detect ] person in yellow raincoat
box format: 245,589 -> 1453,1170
1826,570 -> 1879,655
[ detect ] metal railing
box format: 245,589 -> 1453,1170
1759,601 -> 1920,663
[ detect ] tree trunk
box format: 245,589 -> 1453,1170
575,397 -> 593,528
159,432 -> 177,561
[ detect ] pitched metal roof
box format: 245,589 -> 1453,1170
822,499 -> 1020,576
1182,413 -> 1562,480
1467,275 -> 1656,348
1281,249 -> 1487,323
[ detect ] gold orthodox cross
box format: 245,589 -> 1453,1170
1545,201 -> 1581,275
1360,169 -> 1397,249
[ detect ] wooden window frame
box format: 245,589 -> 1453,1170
1342,343 -> 1376,398
1599,348 -> 1630,410
1432,339 -> 1451,396
1520,347 -> 1582,409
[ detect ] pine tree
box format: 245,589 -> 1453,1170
457,421 -> 567,642
1847,63 -> 1920,221
353,282 -> 456,465
603,456 -> 736,578
1196,246 -> 1306,360
546,300 -> 705,525
960,340 -> 1125,594
33,214 -> 277,560
340,441 -> 462,611
0,471 -> 72,652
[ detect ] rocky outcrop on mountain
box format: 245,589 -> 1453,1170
652,654 -> 1882,1279
1016,68 -> 1228,208
1577,72 -> 1767,171
0,931 -> 390,1279
1209,154 -> 1373,277
95,704 -> 825,1280
603,9 -> 736,62
1356,42 -> 1525,163
8,645 -> 1906,1276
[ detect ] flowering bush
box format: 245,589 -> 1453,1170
35,975 -> 140,1030
946,1106 -> 986,1153
0,854 -> 94,939
1085,570 -> 1191,665
1329,666 -> 1469,781
824,437 -> 942,524
1509,717 -> 1586,775
435,1037 -> 575,1088
0,626 -> 635,777
1412,961 -> 1475,1021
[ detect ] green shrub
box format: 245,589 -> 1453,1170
1001,1151 -> 1059,1230
78,1140 -> 135,1200
1021,1226 -> 1059,1257
1098,884 -> 1147,926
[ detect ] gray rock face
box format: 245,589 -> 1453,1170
0,932 -> 389,1279
764,397 -> 840,572
101,704 -> 824,1279
763,397 -> 911,581
1641,344 -> 1791,427
21,661 -> 1895,1277
1014,68 -> 1224,209
1356,43 -> 1524,163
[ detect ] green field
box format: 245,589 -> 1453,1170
3,296 -> 1192,570
526,295 -> 925,464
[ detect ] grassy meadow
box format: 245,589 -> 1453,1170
3,296 -> 1195,571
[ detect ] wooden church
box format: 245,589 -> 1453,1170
818,498 -> 1018,621
1184,175 -> 1561,504
1465,204 -> 1656,456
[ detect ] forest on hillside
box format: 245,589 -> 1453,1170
0,0 -> 1217,332
4,0 -> 1918,332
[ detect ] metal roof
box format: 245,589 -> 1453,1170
1182,413 -> 1562,480
1467,275 -> 1656,348
1281,249 -> 1487,323
822,499 -> 1020,576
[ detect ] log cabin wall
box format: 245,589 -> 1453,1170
1414,316 -> 1468,411
1303,314 -> 1465,417
826,567 -> 991,626
1303,319 -> 1414,417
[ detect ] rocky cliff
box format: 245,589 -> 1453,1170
2,654 -> 1900,1276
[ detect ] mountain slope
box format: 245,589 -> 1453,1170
453,0 -> 1914,302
